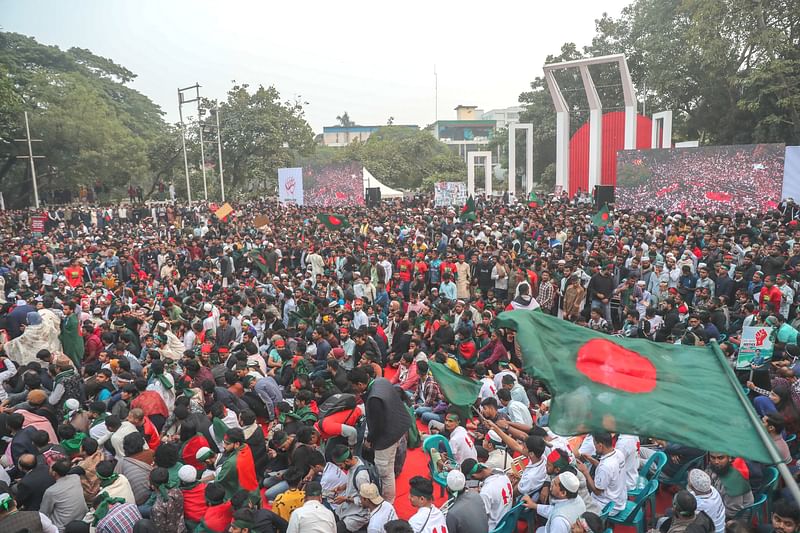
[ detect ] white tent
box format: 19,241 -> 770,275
363,167 -> 404,199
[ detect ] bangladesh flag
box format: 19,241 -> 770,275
528,191 -> 541,208
592,204 -> 611,227
248,248 -> 269,274
429,361 -> 481,424
216,443 -> 259,499
460,196 -> 477,222
495,310 -> 775,464
317,213 -> 350,230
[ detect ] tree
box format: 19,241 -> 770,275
340,126 -> 466,190
207,83 -> 315,193
336,112 -> 355,127
0,32 -> 167,206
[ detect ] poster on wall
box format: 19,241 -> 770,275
278,167 -> 304,205
434,182 -> 468,207
616,143 -> 785,212
303,163 -> 364,207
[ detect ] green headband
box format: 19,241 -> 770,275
445,414 -> 460,423
198,449 -> 215,461
467,462 -> 484,478
335,448 -> 352,463
232,519 -> 255,529
0,493 -> 11,511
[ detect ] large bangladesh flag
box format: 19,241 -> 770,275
460,196 -> 477,222
317,213 -> 350,230
496,310 -> 775,464
216,443 -> 259,499
592,204 -> 611,227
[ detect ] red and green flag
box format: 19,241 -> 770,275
247,248 -> 269,274
460,196 -> 477,222
216,443 -> 259,499
316,213 -> 350,230
592,204 -> 611,227
528,191 -> 541,208
495,310 -> 775,464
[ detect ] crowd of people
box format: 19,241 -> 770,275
616,144 -> 785,213
303,164 -> 366,207
0,188 -> 799,533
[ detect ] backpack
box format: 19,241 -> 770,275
352,459 -> 382,493
316,393 -> 357,422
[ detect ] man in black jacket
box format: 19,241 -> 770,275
349,367 -> 411,504
14,454 -> 54,511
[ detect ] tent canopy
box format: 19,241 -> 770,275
363,167 -> 404,198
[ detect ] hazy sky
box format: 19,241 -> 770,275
2,0 -> 630,132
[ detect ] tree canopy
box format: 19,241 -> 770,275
507,0 -> 800,189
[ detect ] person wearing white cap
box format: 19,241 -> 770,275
483,430 -> 513,472
687,469 -> 725,533
443,470 -> 489,533
359,482 -> 398,533
202,302 -> 216,333
522,471 -> 586,533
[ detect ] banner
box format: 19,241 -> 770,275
278,167 -> 304,205
616,144 -> 785,212
736,326 -> 774,369
782,146 -> 800,200
434,182 -> 467,208
214,202 -> 234,220
31,215 -> 46,234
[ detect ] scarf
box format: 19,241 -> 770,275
150,370 -> 174,390
717,459 -> 751,497
91,412 -> 109,428
155,483 -> 170,501
61,432 -> 87,455
98,471 -> 120,488
242,422 -> 258,441
54,368 -> 76,386
93,492 -> 126,524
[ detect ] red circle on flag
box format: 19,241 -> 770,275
329,216 -> 341,225
601,213 -> 609,220
576,338 -> 657,393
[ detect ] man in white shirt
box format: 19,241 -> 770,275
461,459 -> 513,531
408,476 -> 449,533
518,435 -> 548,499
615,434 -> 641,491
578,431 -> 627,513
498,389 -> 533,427
484,430 -> 514,472
688,469 -> 726,533
359,483 -> 398,533
110,409 -> 146,457
285,481 -> 336,533
521,472 -> 586,533
445,412 -> 477,465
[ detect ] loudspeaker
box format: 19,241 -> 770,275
594,185 -> 615,209
366,187 -> 381,208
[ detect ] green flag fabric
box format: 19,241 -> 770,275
592,204 -> 611,227
429,361 -> 481,407
460,196 -> 477,222
317,213 -> 350,230
495,309 -> 775,464
528,191 -> 541,208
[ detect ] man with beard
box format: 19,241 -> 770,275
705,452 -> 754,519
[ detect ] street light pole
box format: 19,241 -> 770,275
14,112 -> 44,209
215,105 -> 225,202
196,87 -> 208,201
178,89 -> 192,204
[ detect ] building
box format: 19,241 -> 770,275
432,105 -> 497,160
481,106 -> 523,129
321,125 -> 418,147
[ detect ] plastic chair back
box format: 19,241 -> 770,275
660,454 -> 704,486
640,451 -> 668,480
490,501 -> 524,533
422,434 -> 452,486
734,493 -> 767,522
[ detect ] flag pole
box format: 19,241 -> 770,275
710,340 -> 800,504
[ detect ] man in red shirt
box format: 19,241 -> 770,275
63,259 -> 83,288
760,275 -> 783,312
396,252 -> 413,298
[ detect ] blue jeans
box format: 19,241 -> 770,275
415,406 -> 443,424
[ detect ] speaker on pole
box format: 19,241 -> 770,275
594,185 -> 615,209
366,187 -> 381,208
